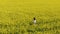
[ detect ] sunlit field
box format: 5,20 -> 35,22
0,0 -> 60,34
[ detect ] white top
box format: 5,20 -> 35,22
33,20 -> 36,24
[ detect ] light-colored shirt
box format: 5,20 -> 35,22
33,20 -> 36,24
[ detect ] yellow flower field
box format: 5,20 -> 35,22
0,0 -> 60,34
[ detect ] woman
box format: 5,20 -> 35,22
33,17 -> 36,24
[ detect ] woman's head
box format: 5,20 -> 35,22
33,17 -> 36,20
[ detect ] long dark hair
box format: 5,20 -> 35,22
33,17 -> 36,20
